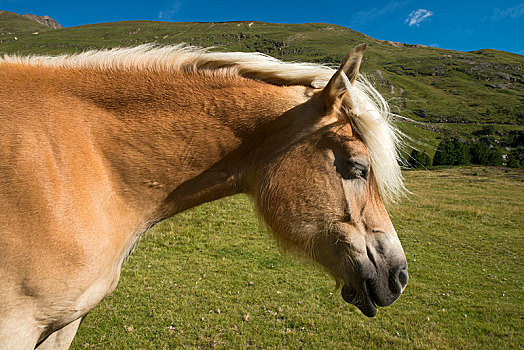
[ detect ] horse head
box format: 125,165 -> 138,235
251,45 -> 408,317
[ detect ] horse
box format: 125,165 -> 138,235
0,43 -> 408,349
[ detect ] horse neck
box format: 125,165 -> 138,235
69,68 -> 310,221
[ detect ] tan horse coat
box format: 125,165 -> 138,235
0,45 -> 407,349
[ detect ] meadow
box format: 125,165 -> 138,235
2,12 -> 523,161
2,12 -> 523,128
2,12 -> 522,349
70,167 -> 523,349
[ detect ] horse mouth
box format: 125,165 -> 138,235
341,280 -> 377,317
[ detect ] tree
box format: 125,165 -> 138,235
488,149 -> 503,166
470,142 -> 491,165
433,140 -> 453,166
452,139 -> 470,165
420,151 -> 432,167
506,153 -> 520,168
408,149 -> 432,169
470,142 -> 504,166
507,147 -> 524,168
408,149 -> 421,168
433,140 -> 469,166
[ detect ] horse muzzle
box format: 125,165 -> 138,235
341,233 -> 408,317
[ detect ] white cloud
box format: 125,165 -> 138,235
405,9 -> 433,27
349,1 -> 410,27
158,1 -> 182,21
491,3 -> 524,22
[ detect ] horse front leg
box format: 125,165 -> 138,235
35,317 -> 84,350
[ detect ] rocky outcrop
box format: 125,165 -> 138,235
375,70 -> 404,96
379,40 -> 428,49
22,14 -> 62,29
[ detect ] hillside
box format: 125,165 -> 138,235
1,12 -> 522,157
22,14 -> 63,29
0,10 -> 55,37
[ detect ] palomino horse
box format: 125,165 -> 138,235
0,44 -> 408,349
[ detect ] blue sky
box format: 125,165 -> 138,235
2,0 -> 523,54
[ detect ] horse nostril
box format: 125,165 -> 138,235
398,267 -> 409,288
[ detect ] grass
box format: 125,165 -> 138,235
70,167 -> 523,349
0,10 -> 53,38
1,12 -> 523,158
1,12 -> 523,128
396,122 -> 524,159
1,15 -> 522,346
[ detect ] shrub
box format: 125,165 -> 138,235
408,149 -> 432,168
470,142 -> 503,166
452,139 -> 471,165
488,148 -> 503,166
506,154 -> 520,168
433,140 -> 453,166
433,139 -> 470,166
470,142 -> 492,165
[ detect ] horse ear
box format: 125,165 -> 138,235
319,44 -> 367,112
341,43 -> 367,83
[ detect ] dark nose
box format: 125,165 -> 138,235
389,265 -> 409,297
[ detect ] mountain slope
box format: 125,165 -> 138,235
22,14 -> 63,29
0,11 -> 55,36
0,14 -> 522,157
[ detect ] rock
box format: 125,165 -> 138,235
375,70 -> 404,96
385,41 -> 405,48
22,14 -> 63,29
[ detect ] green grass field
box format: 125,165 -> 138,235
2,11 -> 523,128
2,13 -> 522,347
2,12 -> 523,159
70,167 -> 523,349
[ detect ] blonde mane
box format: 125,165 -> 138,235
2,44 -> 404,202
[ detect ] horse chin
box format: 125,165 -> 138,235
341,283 -> 377,318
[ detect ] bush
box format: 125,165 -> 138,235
488,148 -> 503,166
470,141 -> 503,166
470,142 -> 491,165
472,125 -> 496,136
408,149 -> 432,168
507,147 -> 524,168
433,140 -> 453,166
506,154 -> 520,168
433,139 -> 470,166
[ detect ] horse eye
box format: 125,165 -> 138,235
344,161 -> 368,180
